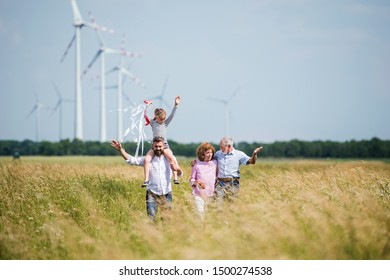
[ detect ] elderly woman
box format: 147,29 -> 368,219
190,142 -> 218,220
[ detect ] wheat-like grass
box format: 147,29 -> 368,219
1,157 -> 389,259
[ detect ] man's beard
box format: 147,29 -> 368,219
154,149 -> 163,157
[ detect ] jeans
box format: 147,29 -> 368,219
214,179 -> 240,201
146,190 -> 172,221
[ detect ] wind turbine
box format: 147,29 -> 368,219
149,75 -> 171,109
105,62 -> 135,107
26,90 -> 51,142
82,27 -> 141,142
60,0 -> 113,140
208,87 -> 241,137
107,60 -> 145,140
51,80 -> 74,141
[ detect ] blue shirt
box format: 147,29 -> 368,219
214,148 -> 250,178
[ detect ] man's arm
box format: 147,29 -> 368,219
111,140 -> 130,160
111,140 -> 145,166
247,146 -> 263,165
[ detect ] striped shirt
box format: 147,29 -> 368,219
190,159 -> 217,198
149,106 -> 178,147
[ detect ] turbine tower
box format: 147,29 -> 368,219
82,31 -> 141,142
105,62 -> 135,107
208,87 -> 240,137
107,62 -> 145,140
26,90 -> 51,142
51,80 -> 74,141
60,0 -> 113,140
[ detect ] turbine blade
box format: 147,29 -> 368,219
87,11 -> 105,46
86,11 -> 114,35
122,68 -> 145,87
33,89 -> 39,103
120,34 -> 142,58
121,50 -> 142,58
208,97 -> 226,104
105,47 -> 142,58
51,79 -> 62,99
121,63 -> 132,85
105,47 -> 121,55
26,106 -> 37,119
60,35 -> 76,63
228,86 -> 241,101
51,101 -> 61,116
84,21 -> 114,34
122,91 -> 130,103
90,74 -> 101,82
162,99 -> 171,109
149,95 -> 159,100
82,50 -> 102,79
42,105 -> 53,111
160,75 -> 169,97
106,66 -> 118,75
70,0 -> 83,26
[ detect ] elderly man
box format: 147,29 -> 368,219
214,136 -> 263,201
111,136 -> 174,221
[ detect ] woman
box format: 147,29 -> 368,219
189,142 -> 217,220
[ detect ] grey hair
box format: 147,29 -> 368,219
221,136 -> 234,147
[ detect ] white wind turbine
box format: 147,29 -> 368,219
208,87 -> 241,137
60,0 -> 114,140
26,90 -> 51,142
51,80 -> 74,141
105,62 -> 135,107
107,58 -> 145,140
149,75 -> 171,109
82,26 -> 141,142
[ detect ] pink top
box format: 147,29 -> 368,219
190,159 -> 217,197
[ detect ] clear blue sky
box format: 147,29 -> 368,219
1,0 -> 389,144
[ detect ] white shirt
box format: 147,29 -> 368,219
125,155 -> 172,195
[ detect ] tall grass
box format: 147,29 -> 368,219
0,156 -> 389,260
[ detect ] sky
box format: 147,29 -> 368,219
1,0 -> 389,145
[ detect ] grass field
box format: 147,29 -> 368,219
1,156 -> 389,260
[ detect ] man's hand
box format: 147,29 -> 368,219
110,140 -> 122,151
254,146 -> 263,155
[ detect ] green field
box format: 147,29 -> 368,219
1,156 -> 389,260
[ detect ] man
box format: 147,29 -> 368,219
110,136 -> 173,221
214,136 -> 263,201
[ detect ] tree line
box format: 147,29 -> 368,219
1,137 -> 389,158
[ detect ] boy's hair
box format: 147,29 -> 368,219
196,142 -> 216,161
154,108 -> 166,120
